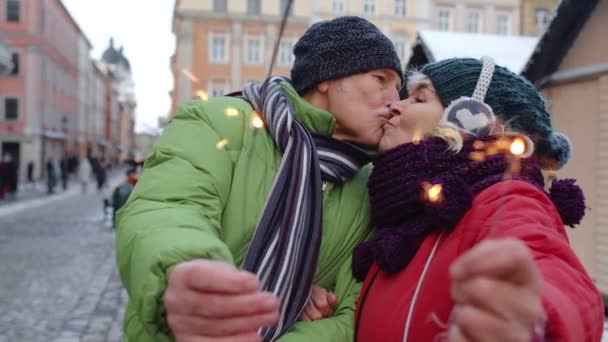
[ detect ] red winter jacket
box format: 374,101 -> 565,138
355,180 -> 604,341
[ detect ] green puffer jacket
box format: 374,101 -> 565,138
116,82 -> 373,341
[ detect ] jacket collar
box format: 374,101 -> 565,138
279,81 -> 336,136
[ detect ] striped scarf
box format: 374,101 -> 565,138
241,77 -> 370,341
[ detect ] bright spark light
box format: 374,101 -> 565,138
412,128 -> 423,145
196,90 -> 209,101
225,108 -> 239,117
182,69 -> 199,83
216,139 -> 229,149
427,184 -> 443,203
510,137 -> 526,156
251,113 -> 264,128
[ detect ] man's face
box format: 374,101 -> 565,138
325,69 -> 401,148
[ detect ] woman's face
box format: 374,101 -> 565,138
378,82 -> 445,152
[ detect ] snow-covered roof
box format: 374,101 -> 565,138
409,31 -> 539,74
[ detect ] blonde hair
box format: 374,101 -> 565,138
407,70 -> 464,152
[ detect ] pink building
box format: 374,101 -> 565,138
0,0 -> 90,179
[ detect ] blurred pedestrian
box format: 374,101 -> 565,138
0,156 -> 7,200
27,160 -> 35,188
60,157 -> 69,191
46,158 -> 57,194
111,168 -> 139,227
5,154 -> 18,200
78,157 -> 92,194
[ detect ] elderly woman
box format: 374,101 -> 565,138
346,57 -> 604,341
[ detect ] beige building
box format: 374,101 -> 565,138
170,0 -> 430,115
522,0 -> 608,295
520,0 -> 558,36
428,0 -> 521,35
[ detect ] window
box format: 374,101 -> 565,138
279,40 -> 294,67
364,0 -> 376,16
247,0 -> 261,14
535,8 -> 550,29
6,0 -> 20,22
245,36 -> 263,65
209,33 -> 229,64
280,0 -> 293,16
213,0 -> 227,12
4,98 -> 18,120
395,0 -> 406,17
437,8 -> 452,31
393,35 -> 408,63
10,53 -> 19,75
209,81 -> 229,97
466,10 -> 482,33
496,12 -> 511,35
331,0 -> 345,14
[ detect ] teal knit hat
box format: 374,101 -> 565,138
420,58 -> 572,169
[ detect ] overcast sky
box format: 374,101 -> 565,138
62,0 -> 176,133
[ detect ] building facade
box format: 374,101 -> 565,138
522,0 -> 607,294
0,0 -> 85,179
428,0 -> 521,35
0,1 -> 136,180
520,0 -> 558,36
170,0 -> 430,115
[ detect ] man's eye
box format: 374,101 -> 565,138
415,97 -> 424,103
375,75 -> 386,82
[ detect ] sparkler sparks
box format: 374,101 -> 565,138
225,108 -> 240,117
510,137 -> 526,156
182,69 -> 199,83
422,182 -> 443,203
251,113 -> 264,128
216,139 -> 229,150
412,129 -> 423,145
196,90 -> 209,101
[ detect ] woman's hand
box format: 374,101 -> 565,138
299,284 -> 339,322
448,239 -> 545,342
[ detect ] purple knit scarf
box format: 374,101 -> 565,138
352,137 -> 586,281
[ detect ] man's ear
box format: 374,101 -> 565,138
317,81 -> 330,94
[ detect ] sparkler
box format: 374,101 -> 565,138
182,69 -> 199,83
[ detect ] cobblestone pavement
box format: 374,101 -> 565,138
0,181 -> 125,342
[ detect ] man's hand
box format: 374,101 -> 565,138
164,260 -> 280,342
448,239 -> 544,342
299,284 -> 338,322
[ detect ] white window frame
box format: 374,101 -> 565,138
437,7 -> 453,31
466,9 -> 482,33
208,80 -> 230,97
363,0 -> 376,16
209,32 -> 230,64
496,12 -> 511,35
330,0 -> 345,14
278,39 -> 295,67
244,35 -> 263,65
394,0 -> 407,17
393,35 -> 408,63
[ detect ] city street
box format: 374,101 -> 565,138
1,180 -> 607,342
0,184 -> 125,342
